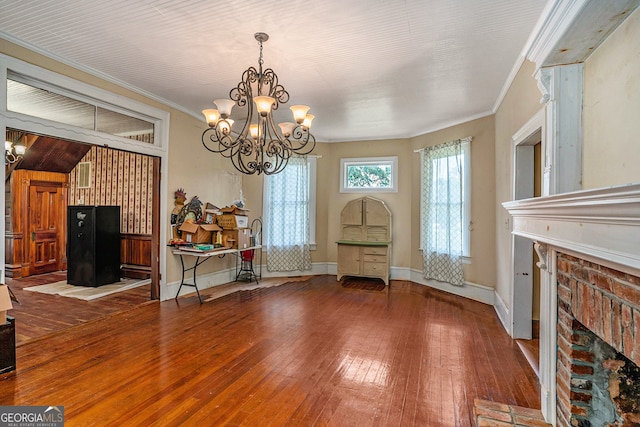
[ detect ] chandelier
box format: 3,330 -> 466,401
5,136 -> 25,164
201,32 -> 316,175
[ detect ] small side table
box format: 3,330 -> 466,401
0,316 -> 16,374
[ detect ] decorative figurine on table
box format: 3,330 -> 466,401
171,188 -> 187,239
176,196 -> 203,229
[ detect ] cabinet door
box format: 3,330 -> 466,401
364,198 -> 389,226
341,199 -> 363,225
337,244 -> 361,275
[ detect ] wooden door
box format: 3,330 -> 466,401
29,183 -> 66,275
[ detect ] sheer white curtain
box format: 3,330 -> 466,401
420,139 -> 466,286
264,155 -> 312,272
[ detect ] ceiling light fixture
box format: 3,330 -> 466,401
201,32 -> 316,175
5,138 -> 25,164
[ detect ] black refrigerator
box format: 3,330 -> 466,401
67,206 -> 121,287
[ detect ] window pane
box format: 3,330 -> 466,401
346,164 -> 391,188
97,107 -> 154,144
7,76 -> 155,144
420,140 -> 470,258
340,157 -> 398,192
7,79 -> 96,130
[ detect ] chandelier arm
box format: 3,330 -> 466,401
230,67 -> 258,107
288,126 -> 316,155
262,146 -> 289,175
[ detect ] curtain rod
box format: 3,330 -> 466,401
413,136 -> 473,153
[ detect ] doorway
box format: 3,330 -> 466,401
510,112 -> 544,341
5,130 -> 161,300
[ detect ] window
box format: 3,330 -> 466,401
7,72 -> 156,144
420,138 -> 471,258
340,156 -> 398,193
263,156 -> 317,272
76,162 -> 92,189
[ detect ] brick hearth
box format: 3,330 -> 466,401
474,399 -> 550,426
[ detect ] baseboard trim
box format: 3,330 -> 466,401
408,268 -> 495,305
163,262 -> 496,307
494,291 -> 511,335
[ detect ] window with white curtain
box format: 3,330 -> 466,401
420,137 -> 471,286
263,156 -> 316,272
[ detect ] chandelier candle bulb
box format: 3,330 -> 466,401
253,96 -> 275,116
202,109 -> 220,127
250,124 -> 259,140
302,114 -> 314,129
5,136 -> 26,164
213,99 -> 235,118
201,32 -> 316,175
290,105 -> 310,124
278,122 -> 295,138
219,119 -> 233,134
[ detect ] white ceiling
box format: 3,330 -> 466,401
0,0 -> 549,142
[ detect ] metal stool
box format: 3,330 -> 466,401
236,249 -> 259,283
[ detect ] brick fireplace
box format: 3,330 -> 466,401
556,254 -> 640,426
503,183 -> 640,426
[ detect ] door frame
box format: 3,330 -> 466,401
510,109 -> 545,339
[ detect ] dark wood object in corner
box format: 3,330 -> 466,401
120,233 -> 152,279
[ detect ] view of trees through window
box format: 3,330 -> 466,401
346,164 -> 391,188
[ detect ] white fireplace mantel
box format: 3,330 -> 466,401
503,183 -> 640,276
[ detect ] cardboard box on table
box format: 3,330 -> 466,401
179,222 -> 221,244
218,205 -> 249,229
222,228 -> 251,250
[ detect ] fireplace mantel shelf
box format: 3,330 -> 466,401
503,183 -> 640,276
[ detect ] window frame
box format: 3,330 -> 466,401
420,140 -> 471,259
340,156 -> 398,193
1,55 -> 169,158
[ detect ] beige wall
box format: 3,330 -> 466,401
245,115 -> 497,289
583,7 -> 640,189
323,138 -> 413,269
410,115 -> 496,286
494,59 -> 543,310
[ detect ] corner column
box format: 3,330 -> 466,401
535,63 -> 584,196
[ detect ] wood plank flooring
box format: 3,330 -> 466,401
5,271 -> 151,344
0,275 -> 540,426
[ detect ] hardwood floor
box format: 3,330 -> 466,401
6,271 -> 152,344
0,275 -> 540,426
